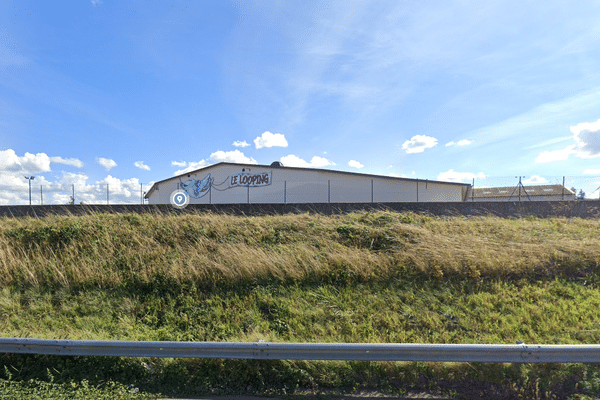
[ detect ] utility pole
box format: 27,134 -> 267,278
24,176 -> 35,205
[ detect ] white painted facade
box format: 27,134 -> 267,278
145,163 -> 471,204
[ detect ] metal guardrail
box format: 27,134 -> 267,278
2,338 -> 600,363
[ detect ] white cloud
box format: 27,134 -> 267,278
536,118 -> 600,164
280,154 -> 335,168
0,149 -> 52,173
402,135 -> 438,154
387,172 -> 401,177
571,118 -> 600,158
522,175 -> 549,184
210,150 -> 257,164
0,156 -> 149,204
96,175 -> 139,198
584,169 -> 600,175
134,161 -> 150,171
97,157 -> 117,171
446,139 -> 472,147
91,0 -> 103,6
232,140 -> 250,148
348,160 -> 364,169
254,131 -> 288,149
535,145 -> 576,164
59,171 -> 89,188
50,156 -> 84,168
173,160 -> 210,175
438,169 -> 486,183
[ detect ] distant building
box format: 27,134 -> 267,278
469,184 -> 575,202
144,162 -> 471,205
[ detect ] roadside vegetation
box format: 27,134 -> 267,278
1,209 -> 600,399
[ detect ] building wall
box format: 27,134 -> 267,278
147,164 -> 468,204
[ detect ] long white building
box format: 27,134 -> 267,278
144,162 -> 471,205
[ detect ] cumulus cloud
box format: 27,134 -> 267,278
0,149 -> 52,173
254,131 -> 288,149
571,118 -> 600,158
134,161 -> 150,171
97,157 -> 117,171
535,145 -> 576,164
0,151 -> 150,205
173,160 -> 210,175
584,169 -> 600,175
232,140 -> 250,148
49,156 -> 84,168
535,118 -> 600,163
348,160 -> 364,169
438,169 -> 486,183
210,150 -> 257,164
402,135 -> 438,154
280,155 -> 335,168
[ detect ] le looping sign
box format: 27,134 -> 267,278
229,171 -> 272,188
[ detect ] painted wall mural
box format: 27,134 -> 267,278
179,171 -> 272,199
179,174 -> 213,198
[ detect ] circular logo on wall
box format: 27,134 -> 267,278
170,190 -> 190,209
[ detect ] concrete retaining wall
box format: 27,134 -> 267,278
0,201 -> 598,219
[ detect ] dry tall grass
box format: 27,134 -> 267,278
0,210 -> 598,288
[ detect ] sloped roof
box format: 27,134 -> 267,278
144,162 -> 470,199
471,184 -> 574,199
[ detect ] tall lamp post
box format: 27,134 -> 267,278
24,176 -> 35,205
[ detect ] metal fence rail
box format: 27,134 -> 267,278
2,338 -> 600,363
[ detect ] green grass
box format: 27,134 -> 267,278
1,210 -> 600,398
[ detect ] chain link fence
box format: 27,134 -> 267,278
468,175 -> 600,201
1,176 -> 599,205
0,183 -> 153,206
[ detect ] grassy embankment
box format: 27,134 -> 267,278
1,209 -> 600,399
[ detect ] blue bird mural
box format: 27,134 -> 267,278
179,174 -> 213,198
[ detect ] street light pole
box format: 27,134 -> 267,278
24,176 -> 35,205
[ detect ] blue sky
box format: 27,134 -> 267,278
1,0 -> 600,204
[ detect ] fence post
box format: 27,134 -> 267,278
562,176 -> 565,200
284,181 -> 286,204
328,180 -> 330,203
72,184 -> 75,205
472,178 -> 475,201
247,185 -> 250,204
371,179 -> 373,203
